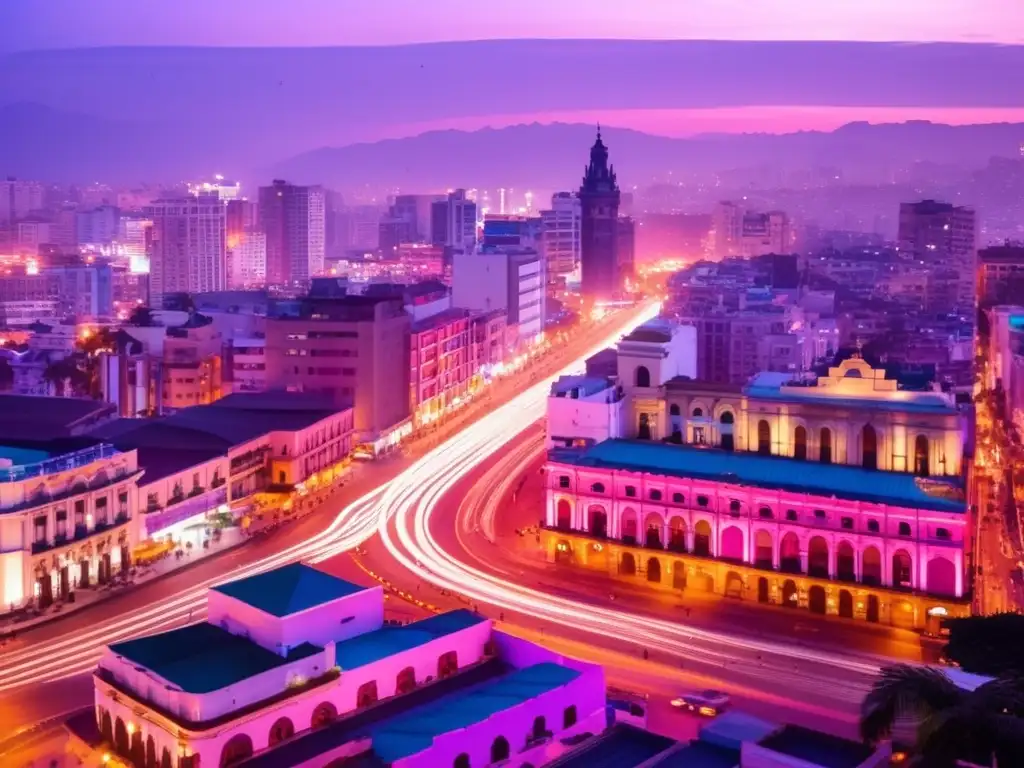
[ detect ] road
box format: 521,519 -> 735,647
0,304 -> 653,750
356,417 -> 933,739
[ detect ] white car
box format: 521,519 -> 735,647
670,689 -> 731,717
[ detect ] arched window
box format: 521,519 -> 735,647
758,507 -> 773,519
898,521 -> 912,537
794,426 -> 807,460
757,420 -> 771,455
563,705 -> 578,728
591,482 -> 605,493
357,681 -> 379,708
669,404 -> 681,416
312,701 -> 338,728
638,413 -> 652,440
692,407 -> 704,418
220,734 -> 254,767
396,666 -> 416,695
269,716 -> 295,746
532,715 -> 548,740
862,425 -> 877,470
914,435 -> 930,476
867,519 -> 880,533
669,403 -> 682,442
720,411 -> 735,451
635,366 -> 651,388
491,736 -> 511,763
438,650 -> 458,678
454,754 -> 471,768
820,427 -> 832,464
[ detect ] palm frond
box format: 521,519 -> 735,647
860,665 -> 964,743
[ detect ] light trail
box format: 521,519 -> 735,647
372,306 -> 891,704
0,307 -> 654,693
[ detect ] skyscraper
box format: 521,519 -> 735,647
540,192 -> 581,286
144,196 -> 226,308
579,130 -> 621,302
444,189 -> 478,252
898,199 -> 977,312
258,180 -> 326,287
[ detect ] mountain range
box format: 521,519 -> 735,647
0,39 -> 1022,187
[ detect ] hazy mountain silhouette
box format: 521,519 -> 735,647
273,121 -> 1024,191
1,39 -> 1022,185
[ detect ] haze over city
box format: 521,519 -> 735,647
0,4 -> 1023,768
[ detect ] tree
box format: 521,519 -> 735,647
944,614 -> 1024,676
860,664 -> 1024,767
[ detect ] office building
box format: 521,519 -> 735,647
543,346 -> 969,632
437,188 -> 477,252
0,178 -> 45,225
117,215 -> 152,274
978,244 -> 1024,309
898,200 -> 977,312
144,196 -> 227,309
452,249 -> 545,342
227,230 -> 267,289
258,180 -> 326,287
77,561 -> 605,768
76,205 -> 120,246
540,192 -> 581,285
481,215 -> 542,250
579,130 -> 621,302
410,308 -> 473,424
0,263 -> 113,321
264,294 -> 411,449
713,203 -> 792,259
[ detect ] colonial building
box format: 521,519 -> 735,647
542,344 -> 970,631
77,563 -> 606,768
0,438 -> 141,612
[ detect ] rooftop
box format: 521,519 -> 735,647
547,724 -> 676,768
758,724 -> 875,768
334,610 -> 487,670
0,394 -> 115,441
550,375 -> 615,399
552,439 -> 965,513
372,663 -> 580,763
411,307 -> 470,333
649,740 -> 742,768
108,622 -> 322,694
0,445 -> 50,466
212,563 -> 368,618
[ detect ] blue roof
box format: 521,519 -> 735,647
372,663 -> 580,763
758,725 -> 875,768
744,381 -> 956,414
0,445 -> 50,466
335,610 -> 486,670
211,563 -> 368,617
109,622 -> 322,693
650,741 -> 741,768
548,724 -> 676,768
699,711 -> 778,751
555,440 -> 965,513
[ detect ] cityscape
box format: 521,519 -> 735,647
1,3 -> 1024,768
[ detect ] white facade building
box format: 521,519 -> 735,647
541,192 -> 582,283
144,196 -> 227,308
452,249 -> 545,341
227,230 -> 267,289
547,376 -> 626,450
446,188 -> 478,252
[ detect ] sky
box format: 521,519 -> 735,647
1,0 -> 1022,52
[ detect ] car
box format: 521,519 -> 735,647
670,689 -> 731,717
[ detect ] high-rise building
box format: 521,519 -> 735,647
0,178 -> 45,225
76,205 -> 120,246
978,244 -> 1024,309
540,192 -> 581,284
227,231 -> 267,289
713,202 -> 791,259
444,189 -> 478,252
579,130 -> 621,302
898,199 -> 977,312
452,248 -> 545,342
144,196 -> 227,309
225,199 -> 257,249
258,180 -> 326,287
117,215 -> 152,274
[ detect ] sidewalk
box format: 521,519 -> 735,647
0,527 -> 246,638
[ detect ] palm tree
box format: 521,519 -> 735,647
860,664 -> 1024,767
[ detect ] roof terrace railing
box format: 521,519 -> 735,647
0,444 -> 120,483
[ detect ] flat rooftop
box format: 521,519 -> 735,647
649,741 -> 742,768
108,622 -> 321,694
547,724 -> 676,768
372,663 -> 581,763
550,375 -> 614,399
334,610 -> 487,670
758,724 -> 875,768
0,445 -> 50,466
240,658 -> 510,768
212,562 -> 369,617
551,440 -> 965,513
